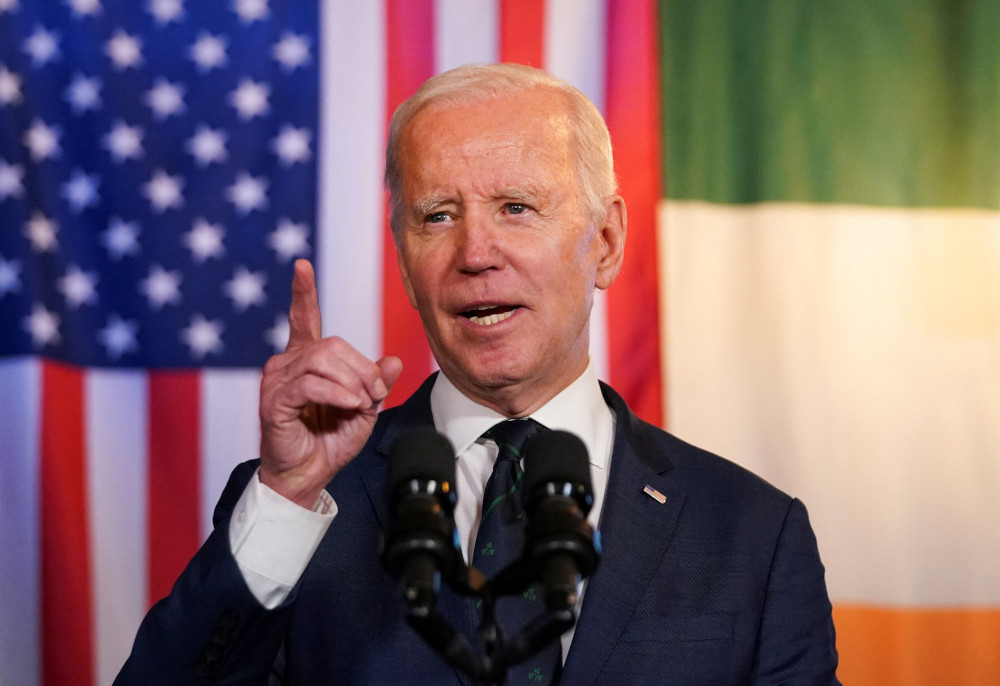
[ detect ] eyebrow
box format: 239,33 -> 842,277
410,197 -> 448,220
496,186 -> 543,203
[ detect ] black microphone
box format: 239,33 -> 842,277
383,427 -> 462,611
522,430 -> 600,613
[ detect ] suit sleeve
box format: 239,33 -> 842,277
114,460 -> 295,685
750,498 -> 841,685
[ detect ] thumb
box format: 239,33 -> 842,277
286,259 -> 322,348
376,356 -> 404,396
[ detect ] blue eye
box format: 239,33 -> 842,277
426,212 -> 449,223
506,203 -> 528,215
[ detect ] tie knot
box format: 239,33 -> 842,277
486,418 -> 542,460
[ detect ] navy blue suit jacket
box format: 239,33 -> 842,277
117,376 -> 839,685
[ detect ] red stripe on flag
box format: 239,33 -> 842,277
500,0 -> 545,66
604,0 -> 665,426
40,360 -> 93,686
381,0 -> 436,406
146,371 -> 201,606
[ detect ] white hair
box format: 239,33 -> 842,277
384,63 -> 617,238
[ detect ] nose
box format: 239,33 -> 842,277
455,212 -> 502,274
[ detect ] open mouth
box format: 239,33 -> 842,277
461,304 -> 520,326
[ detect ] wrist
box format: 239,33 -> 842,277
258,465 -> 327,510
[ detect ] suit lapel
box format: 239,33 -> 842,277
561,385 -> 687,686
357,373 -> 438,529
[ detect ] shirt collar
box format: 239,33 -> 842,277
429,361 -> 610,469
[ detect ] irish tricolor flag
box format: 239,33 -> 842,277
659,3 -> 1000,683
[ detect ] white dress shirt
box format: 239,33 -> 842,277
229,361 -> 616,662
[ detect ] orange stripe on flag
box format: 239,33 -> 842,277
40,360 -> 93,686
147,371 -> 201,606
604,0 -> 665,426
834,604 -> 1000,685
382,0 -> 435,406
500,0 -> 545,67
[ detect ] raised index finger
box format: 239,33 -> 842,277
287,259 -> 322,348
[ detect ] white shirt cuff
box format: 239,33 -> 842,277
228,468 -> 336,609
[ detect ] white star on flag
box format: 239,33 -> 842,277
64,74 -> 103,114
0,255 -> 22,296
143,169 -> 184,212
140,264 -> 182,309
22,119 -> 61,161
0,65 -> 23,105
67,0 -> 101,17
148,0 -> 184,24
61,169 -> 100,213
0,160 -> 24,200
22,27 -> 61,67
104,121 -> 144,162
272,125 -> 311,166
229,78 -> 269,120
146,79 -> 186,120
181,314 -> 223,358
58,264 -> 99,309
0,0 -> 21,13
186,125 -> 228,166
105,30 -> 143,70
101,218 -> 141,260
184,218 -> 225,262
268,218 -> 309,262
227,172 -> 267,214
99,314 -> 139,360
223,266 -> 267,311
24,303 -> 61,347
264,314 -> 289,352
272,33 -> 310,71
189,33 -> 228,72
232,0 -> 268,23
24,212 -> 58,253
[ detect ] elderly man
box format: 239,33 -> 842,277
117,63 -> 839,685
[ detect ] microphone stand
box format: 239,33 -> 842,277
399,557 -> 578,686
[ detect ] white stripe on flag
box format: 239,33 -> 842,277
0,358 -> 41,686
201,370 -> 263,538
319,0 -> 387,360
544,0 -> 610,381
87,370 -> 148,686
545,0 -> 607,108
435,0 -> 499,70
663,200 -> 1000,605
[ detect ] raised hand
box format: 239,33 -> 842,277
258,259 -> 403,508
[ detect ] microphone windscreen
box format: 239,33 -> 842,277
522,430 -> 592,497
386,427 -> 455,491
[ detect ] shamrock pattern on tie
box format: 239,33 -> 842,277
473,419 -> 562,685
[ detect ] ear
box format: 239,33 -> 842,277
594,196 -> 627,290
396,244 -> 419,309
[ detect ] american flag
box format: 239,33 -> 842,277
1,2 -> 663,684
0,1 -> 322,684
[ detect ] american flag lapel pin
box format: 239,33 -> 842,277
643,484 -> 667,504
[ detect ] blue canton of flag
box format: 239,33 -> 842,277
0,0 -> 318,367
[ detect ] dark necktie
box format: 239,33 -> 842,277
473,419 -> 562,685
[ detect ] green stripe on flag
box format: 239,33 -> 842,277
660,0 -> 1000,209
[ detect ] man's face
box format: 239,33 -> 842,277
395,87 -> 625,415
